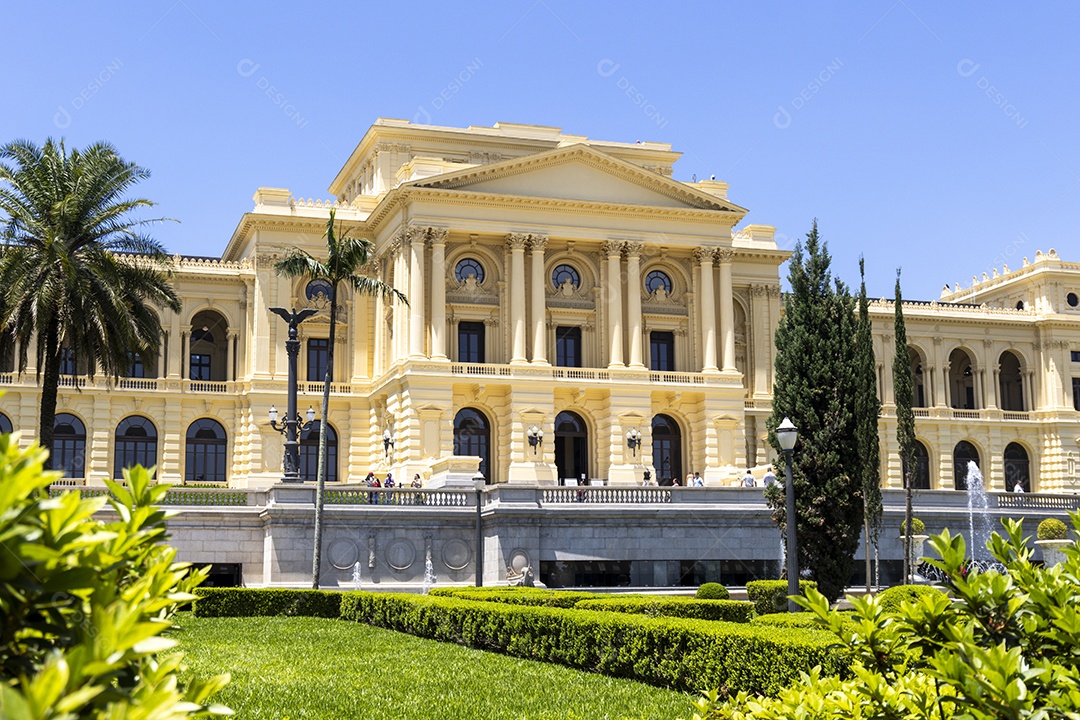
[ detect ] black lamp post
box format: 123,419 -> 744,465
776,416 -> 800,612
527,425 -> 543,455
269,307 -> 318,482
626,428 -> 641,457
382,428 -> 395,457
473,473 -> 486,587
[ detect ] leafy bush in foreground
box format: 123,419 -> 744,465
874,583 -> 945,614
1038,517 -> 1068,540
574,597 -> 754,623
0,435 -> 229,718
693,515 -> 1080,718
428,586 -> 603,608
194,588 -> 342,618
744,579 -> 817,615
696,583 -> 729,600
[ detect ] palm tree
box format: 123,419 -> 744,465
274,209 -> 405,588
0,139 -> 181,470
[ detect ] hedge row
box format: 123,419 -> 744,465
428,586 -> 604,608
574,597 -> 755,623
745,579 -> 818,615
338,592 -> 849,696
193,588 -> 342,618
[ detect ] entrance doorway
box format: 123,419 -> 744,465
554,411 -> 588,484
651,414 -> 683,486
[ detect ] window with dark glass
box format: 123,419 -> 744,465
458,321 -> 485,363
127,352 -> 146,378
114,416 -> 157,478
189,354 -> 212,381
650,331 -> 675,371
59,348 -> 76,376
555,326 -> 582,368
1074,377 -> 1080,411
645,270 -> 672,295
300,421 -> 337,483
307,338 -> 330,382
1072,351 -> 1080,363
551,264 -> 580,289
0,413 -> 12,434
305,279 -> 333,303
0,333 -> 13,373
53,413 -> 86,478
185,419 -> 227,483
455,258 -> 485,284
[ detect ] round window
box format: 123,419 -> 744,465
645,270 -> 673,295
551,264 -> 580,289
455,258 -> 485,283
1067,292 -> 1079,308
305,279 -> 333,302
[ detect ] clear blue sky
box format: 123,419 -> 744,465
2,2 -> 1077,300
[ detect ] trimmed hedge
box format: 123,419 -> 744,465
194,587 -> 342,618
428,586 -> 604,608
339,591 -> 849,697
745,580 -> 818,615
696,582 -> 729,600
574,597 -> 754,623
875,584 -> 946,613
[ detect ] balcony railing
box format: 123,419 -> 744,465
542,487 -> 672,504
1002,411 -> 1031,421
951,409 -> 982,420
325,487 -> 471,506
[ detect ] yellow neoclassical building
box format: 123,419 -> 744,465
0,119 -> 1077,495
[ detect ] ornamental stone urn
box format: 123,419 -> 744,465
1036,539 -> 1072,567
900,535 -> 929,569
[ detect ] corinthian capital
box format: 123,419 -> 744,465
693,247 -> 716,264
715,247 -> 736,263
427,227 -> 450,246
623,241 -> 645,258
506,233 -> 530,251
528,234 -> 549,252
405,226 -> 427,245
601,240 -> 623,256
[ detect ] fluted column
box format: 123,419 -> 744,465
407,227 -> 426,359
372,258 -> 384,375
529,234 -> 549,364
695,248 -> 718,373
603,241 -> 624,368
429,229 -> 449,360
391,236 -> 407,362
625,241 -> 644,368
226,330 -> 237,381
507,233 -> 528,364
717,248 -> 737,372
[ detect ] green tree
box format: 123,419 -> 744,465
767,220 -> 862,602
892,269 -> 918,582
855,258 -> 882,590
0,139 -> 180,469
274,209 -> 405,588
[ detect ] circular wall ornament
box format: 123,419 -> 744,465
441,539 -> 472,570
1068,292 -> 1078,308
551,264 -> 580,289
327,538 -> 360,570
385,538 -> 416,571
455,258 -> 485,283
305,279 -> 333,302
508,549 -> 531,573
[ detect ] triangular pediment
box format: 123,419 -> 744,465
411,145 -> 746,214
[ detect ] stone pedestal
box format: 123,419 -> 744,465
1036,538 -> 1072,567
427,456 -> 482,488
900,534 -> 929,571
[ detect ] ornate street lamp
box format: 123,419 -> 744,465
527,425 -> 544,455
776,416 -> 800,612
269,307 -> 318,483
383,428 -> 395,458
473,472 -> 486,587
626,428 -> 642,457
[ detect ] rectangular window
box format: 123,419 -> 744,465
650,331 -> 675,372
307,338 -> 330,382
458,322 -> 485,364
1074,378 -> 1080,411
1072,351 -> 1080,363
189,353 -> 211,381
127,352 -> 146,378
555,326 -> 582,368
59,348 -> 76,376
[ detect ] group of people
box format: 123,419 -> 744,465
644,466 -> 780,488
363,471 -> 423,489
742,466 -> 778,488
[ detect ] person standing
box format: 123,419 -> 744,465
692,471 -> 703,487
762,466 -> 777,488
741,469 -> 755,487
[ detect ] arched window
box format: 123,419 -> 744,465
554,410 -> 588,484
908,347 -> 927,408
299,421 -> 338,483
551,264 -> 580,290
454,408 -> 491,482
1004,443 -> 1030,492
998,351 -> 1024,411
189,310 -> 229,382
53,413 -> 86,479
114,416 -> 157,478
305,279 -> 333,302
645,270 -> 672,295
454,258 -> 485,284
185,419 -> 227,484
948,349 -> 977,409
953,441 -> 980,491
651,414 -> 683,486
905,440 -> 931,489
0,412 -> 12,435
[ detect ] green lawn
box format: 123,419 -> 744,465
174,615 -> 695,720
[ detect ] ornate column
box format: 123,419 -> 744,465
391,235 -> 407,362
226,330 -> 237,382
529,235 -> 549,364
371,258 -> 384,375
1023,368 -> 1035,411
429,229 -> 449,360
407,227 -> 427,359
603,241 -> 624,368
942,362 -> 952,408
180,330 -> 190,380
717,248 -> 737,372
507,233 -> 528,364
694,247 -> 718,373
624,242 -> 645,368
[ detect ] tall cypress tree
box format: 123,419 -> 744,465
768,221 -> 862,602
856,258 -> 882,590
892,269 -> 917,583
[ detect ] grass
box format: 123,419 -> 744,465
173,614 -> 696,720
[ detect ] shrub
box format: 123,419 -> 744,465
697,514 -> 1080,718
0,435 -> 229,717
428,586 -> 603,608
194,587 -> 342,617
574,597 -> 754,623
745,579 -> 817,615
339,591 -> 848,697
751,613 -> 837,630
1038,517 -> 1069,540
900,517 -> 925,535
696,582 -> 729,600
875,584 -> 945,614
